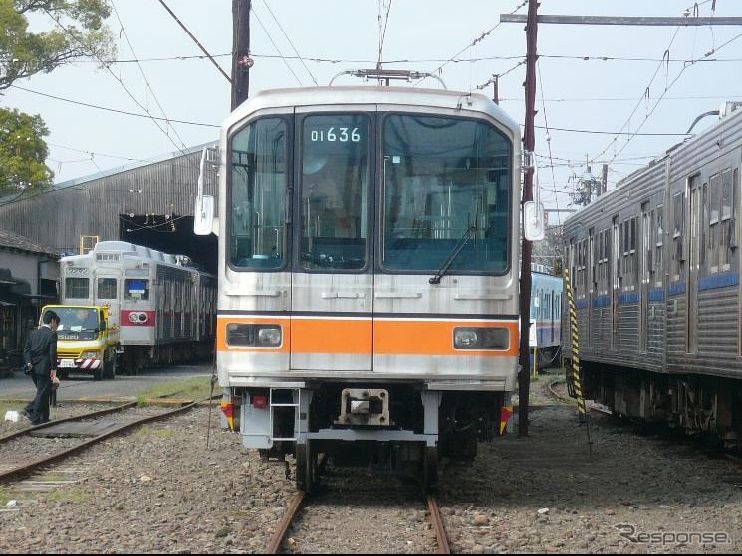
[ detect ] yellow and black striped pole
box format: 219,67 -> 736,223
563,268 -> 587,419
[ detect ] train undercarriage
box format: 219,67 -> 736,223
230,384 -> 508,493
576,362 -> 742,449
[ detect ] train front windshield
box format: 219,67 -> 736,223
228,112 -> 512,274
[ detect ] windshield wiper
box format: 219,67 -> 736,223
429,225 -> 478,285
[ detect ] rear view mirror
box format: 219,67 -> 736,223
523,201 -> 545,241
194,195 -> 215,236
193,147 -> 216,236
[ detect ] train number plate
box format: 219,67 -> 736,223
60,359 -> 76,368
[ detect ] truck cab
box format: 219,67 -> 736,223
41,305 -> 120,380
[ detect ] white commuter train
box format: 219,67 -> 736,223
60,241 -> 216,373
196,84 -> 525,491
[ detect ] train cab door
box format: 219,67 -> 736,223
687,178 -> 701,353
95,274 -> 121,331
290,109 -> 374,371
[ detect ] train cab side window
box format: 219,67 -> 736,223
97,278 -> 117,299
229,117 -> 287,270
125,279 -> 149,301
65,277 -> 89,299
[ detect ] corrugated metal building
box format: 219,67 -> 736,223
0,142 -> 219,270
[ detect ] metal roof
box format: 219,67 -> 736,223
0,228 -> 60,258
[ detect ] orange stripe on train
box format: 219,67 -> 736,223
217,317 -> 519,357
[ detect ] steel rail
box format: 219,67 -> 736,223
0,398 -> 209,484
0,401 -> 137,445
427,495 -> 451,554
265,492 -> 305,554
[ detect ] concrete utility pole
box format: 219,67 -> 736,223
231,0 -> 252,110
518,0 -> 538,438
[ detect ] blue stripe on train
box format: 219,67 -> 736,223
593,295 -> 611,308
648,289 -> 664,302
698,272 -> 739,291
668,281 -> 685,296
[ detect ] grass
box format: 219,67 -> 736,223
0,487 -> 7,506
136,425 -> 175,439
44,488 -> 90,504
0,401 -> 25,418
135,376 -> 214,407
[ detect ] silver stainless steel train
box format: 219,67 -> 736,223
530,267 -> 562,369
61,241 -> 217,373
563,102 -> 742,447
195,84 -> 536,491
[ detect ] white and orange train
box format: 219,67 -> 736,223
195,84 -> 528,491
60,241 -> 216,373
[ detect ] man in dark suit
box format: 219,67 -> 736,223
22,310 -> 60,425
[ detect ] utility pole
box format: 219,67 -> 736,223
232,0 -> 252,110
518,0 -> 538,438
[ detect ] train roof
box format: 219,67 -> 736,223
565,103 -> 742,227
61,241 -> 210,275
224,85 -> 520,139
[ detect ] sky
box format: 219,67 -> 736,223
4,0 -> 742,226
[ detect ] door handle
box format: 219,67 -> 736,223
321,292 -> 366,299
374,292 -> 422,299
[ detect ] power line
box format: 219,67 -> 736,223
606,27 -> 742,163
43,8 -> 192,156
536,60 -> 563,225
377,0 -> 393,70
416,0 -> 527,86
260,0 -> 318,86
154,0 -> 231,83
251,7 -> 303,86
10,85 -> 220,128
111,1 -> 188,150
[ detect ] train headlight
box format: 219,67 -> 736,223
226,324 -> 282,347
257,327 -> 282,346
454,329 -> 478,348
82,350 -> 100,359
453,327 -> 510,350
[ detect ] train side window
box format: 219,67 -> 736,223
720,169 -> 734,269
65,277 -> 89,299
709,173 -> 722,272
125,279 -> 149,301
97,278 -> 117,299
671,192 -> 684,279
655,205 -> 663,281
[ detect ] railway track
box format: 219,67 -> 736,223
0,398 -> 210,485
265,459 -> 451,554
265,489 -> 450,554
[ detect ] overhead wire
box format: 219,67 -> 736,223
377,0 -> 393,71
43,7 -> 193,156
10,85 -> 219,128
607,26 -> 742,163
536,60 -> 563,225
416,0 -> 528,86
111,0 -> 188,149
251,7 -> 303,86
260,0 -> 318,85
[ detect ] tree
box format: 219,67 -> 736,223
0,108 -> 53,194
1,0 -> 115,91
